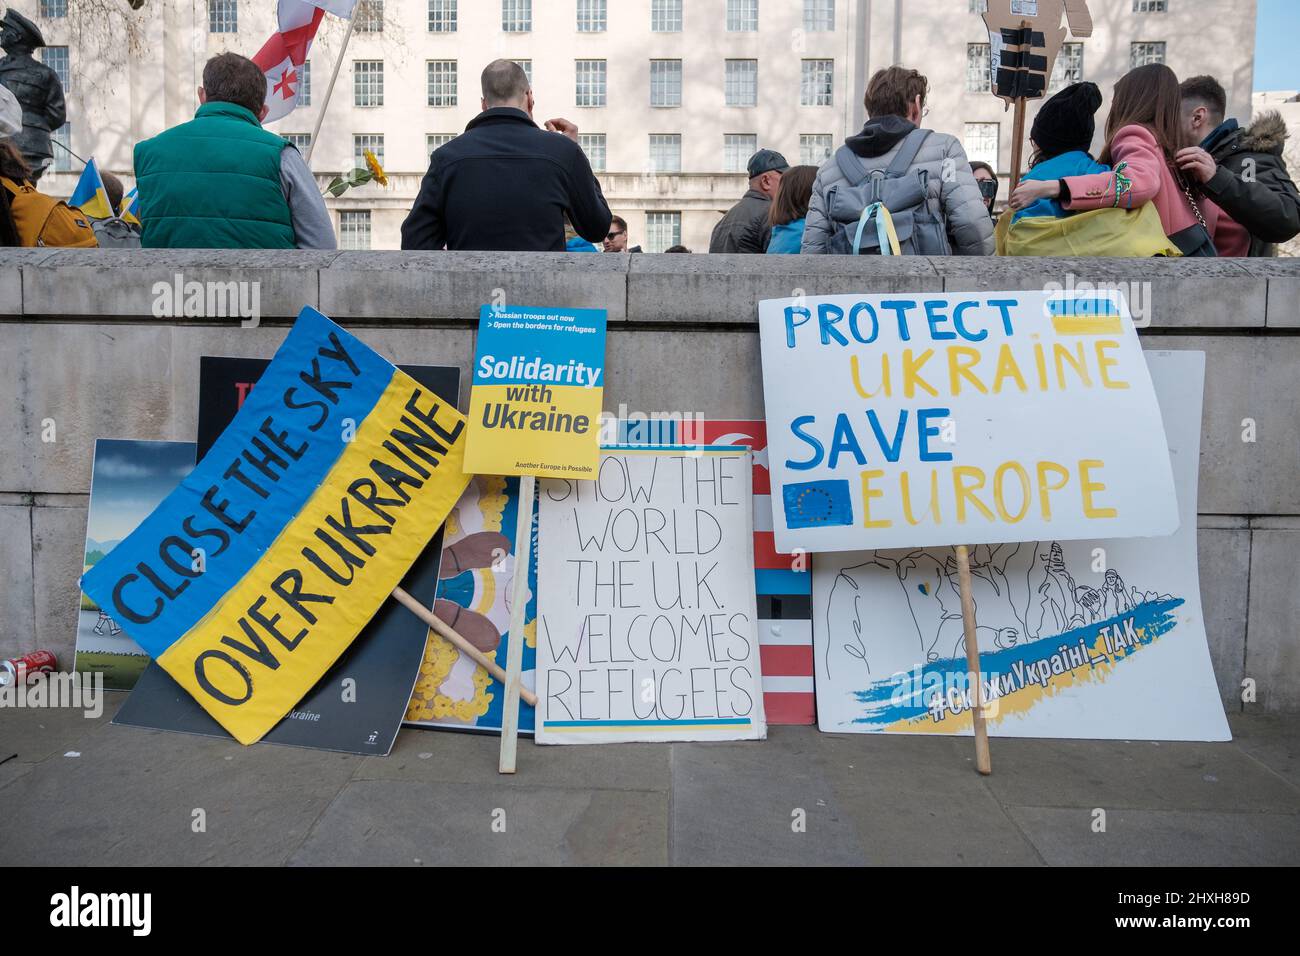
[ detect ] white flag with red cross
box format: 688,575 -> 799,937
252,0 -> 334,123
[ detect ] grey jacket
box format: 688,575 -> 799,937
801,116 -> 994,256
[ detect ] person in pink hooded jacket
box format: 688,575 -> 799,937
1009,64 -> 1223,256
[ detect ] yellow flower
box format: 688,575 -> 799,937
363,149 -> 388,187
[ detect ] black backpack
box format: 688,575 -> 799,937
825,128 -> 952,255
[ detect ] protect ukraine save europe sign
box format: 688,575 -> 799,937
465,305 -> 607,479
758,290 -> 1178,553
80,307 -> 471,745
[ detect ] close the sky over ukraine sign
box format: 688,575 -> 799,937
80,307 -> 471,745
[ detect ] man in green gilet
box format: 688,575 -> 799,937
134,52 -> 334,249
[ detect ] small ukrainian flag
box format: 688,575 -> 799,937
68,157 -> 112,220
120,186 -> 141,226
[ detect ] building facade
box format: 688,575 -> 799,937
31,0 -> 1256,251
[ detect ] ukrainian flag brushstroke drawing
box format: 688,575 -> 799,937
81,307 -> 471,744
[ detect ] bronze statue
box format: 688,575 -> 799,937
0,8 -> 67,182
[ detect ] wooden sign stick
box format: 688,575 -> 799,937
498,474 -> 537,774
1009,93 -> 1028,191
391,585 -> 538,709
954,544 -> 992,776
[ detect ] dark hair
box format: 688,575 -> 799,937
1180,74 -> 1227,125
202,53 -> 268,116
481,59 -> 530,105
0,139 -> 31,181
1099,63 -> 1184,167
769,164 -> 817,227
610,215 -> 627,231
664,245 -> 690,253
969,160 -> 996,179
101,170 -> 124,213
863,66 -> 928,120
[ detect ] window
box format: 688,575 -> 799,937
208,0 -> 236,33
51,123 -> 71,172
964,122 -> 999,169
1049,42 -> 1084,92
650,60 -> 682,107
725,60 -> 757,107
514,59 -> 532,88
800,133 -> 833,165
354,60 -> 383,107
300,61 -> 312,106
651,0 -> 682,32
576,60 -> 607,107
1131,41 -> 1166,67
427,60 -> 457,107
726,0 -> 757,32
284,133 -> 312,153
427,133 -> 456,152
800,59 -> 833,107
39,0 -> 67,17
649,134 -> 681,173
502,0 -> 531,32
645,212 -> 681,253
969,0 -> 987,12
967,43 -> 991,93
1133,1 -> 1167,11
724,134 -> 756,173
340,211 -> 371,250
356,0 -> 383,32
39,46 -> 70,92
353,134 -> 384,167
804,0 -> 834,31
428,0 -> 456,32
580,133 -> 606,172
577,0 -> 606,32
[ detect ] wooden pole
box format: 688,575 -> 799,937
1009,95 -> 1028,190
498,474 -> 537,774
390,585 -> 537,709
954,544 -> 992,776
304,16 -> 356,166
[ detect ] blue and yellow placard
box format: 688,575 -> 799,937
464,305 -> 606,479
80,307 -> 471,745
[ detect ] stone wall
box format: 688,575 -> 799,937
2,249 -> 1297,711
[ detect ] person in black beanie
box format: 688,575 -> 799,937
1013,81 -> 1109,221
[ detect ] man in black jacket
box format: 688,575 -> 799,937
401,59 -> 610,251
708,148 -> 787,253
1176,75 -> 1300,257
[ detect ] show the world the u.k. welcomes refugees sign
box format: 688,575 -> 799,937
758,291 -> 1178,553
80,307 -> 471,745
465,305 -> 606,479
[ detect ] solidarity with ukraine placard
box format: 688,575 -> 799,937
758,291 -> 1178,553
465,305 -> 606,479
80,307 -> 471,745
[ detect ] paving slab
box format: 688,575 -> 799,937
0,715 -> 358,866
1228,714 -> 1300,790
1006,806 -> 1300,866
288,779 -> 668,866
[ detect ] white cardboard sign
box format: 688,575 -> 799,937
758,290 -> 1178,553
535,446 -> 768,744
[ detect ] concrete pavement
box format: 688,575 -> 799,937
0,697 -> 1296,866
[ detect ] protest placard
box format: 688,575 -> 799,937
812,351 -> 1229,742
759,290 -> 1178,555
535,446 -> 767,744
112,358 -> 463,755
81,307 -> 472,745
465,305 -> 606,480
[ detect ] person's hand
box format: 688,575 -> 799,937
1175,146 -> 1217,184
1008,179 -> 1060,210
545,117 -> 579,142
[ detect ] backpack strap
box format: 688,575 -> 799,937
834,145 -> 872,187
885,128 -> 932,178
